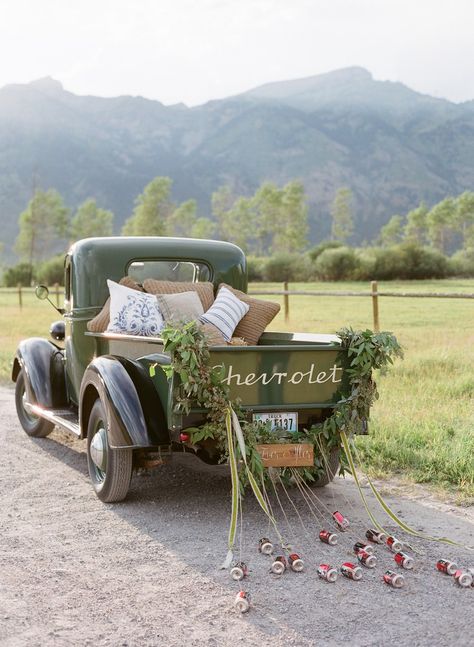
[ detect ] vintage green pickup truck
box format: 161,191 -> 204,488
12,237 -> 352,502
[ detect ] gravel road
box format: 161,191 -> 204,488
0,385 -> 472,647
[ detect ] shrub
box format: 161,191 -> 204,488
2,263 -> 35,287
369,244 -> 449,280
449,248 -> 474,277
352,249 -> 377,281
246,256 -> 266,282
37,254 -> 65,285
263,253 -> 312,282
314,247 -> 359,281
308,240 -> 343,262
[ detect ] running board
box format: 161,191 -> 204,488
25,403 -> 81,437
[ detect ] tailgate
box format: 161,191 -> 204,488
209,342 -> 349,410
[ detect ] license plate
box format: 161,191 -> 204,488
253,412 -> 298,433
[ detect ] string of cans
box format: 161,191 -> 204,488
232,511 -> 473,612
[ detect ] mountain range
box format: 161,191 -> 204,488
0,66 -> 473,260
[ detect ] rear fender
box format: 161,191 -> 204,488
12,337 -> 67,408
80,356 -> 169,449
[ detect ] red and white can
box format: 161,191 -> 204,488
383,570 -> 405,588
288,553 -> 304,572
340,562 -> 363,581
386,536 -> 403,553
258,537 -> 274,555
394,552 -> 414,570
318,563 -> 338,582
234,591 -> 251,613
230,561 -> 248,581
357,550 -> 377,568
332,511 -> 350,531
366,528 -> 387,544
319,529 -> 338,546
436,559 -> 458,575
270,555 -> 287,575
354,541 -> 374,555
453,569 -> 473,588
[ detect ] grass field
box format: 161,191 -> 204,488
1,279 -> 473,501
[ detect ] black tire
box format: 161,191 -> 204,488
86,399 -> 133,503
311,447 -> 340,487
15,369 -> 54,438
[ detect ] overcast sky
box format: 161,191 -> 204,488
0,0 -> 472,106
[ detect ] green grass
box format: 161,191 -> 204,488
2,280 -> 473,501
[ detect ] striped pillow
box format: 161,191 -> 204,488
200,286 -> 249,342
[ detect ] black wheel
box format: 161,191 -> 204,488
86,399 -> 133,503
15,369 -> 54,438
311,447 -> 340,487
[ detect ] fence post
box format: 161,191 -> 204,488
283,281 -> 289,323
17,283 -> 23,310
371,280 -> 380,332
54,283 -> 60,307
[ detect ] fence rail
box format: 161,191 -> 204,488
1,281 -> 473,332
249,280 -> 474,331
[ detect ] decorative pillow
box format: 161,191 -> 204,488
199,285 -> 249,342
87,276 -> 143,333
219,283 -> 281,345
106,280 -> 164,336
198,323 -> 227,346
156,291 -> 204,325
143,279 -> 214,311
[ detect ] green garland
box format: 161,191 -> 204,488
158,321 -> 402,485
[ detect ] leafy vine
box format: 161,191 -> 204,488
158,321 -> 402,485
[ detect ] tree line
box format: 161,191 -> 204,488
2,175 -> 474,285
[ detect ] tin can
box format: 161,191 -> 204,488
332,511 -> 350,531
357,550 -> 377,568
394,552 -> 413,570
319,530 -> 338,546
366,529 -> 387,544
386,536 -> 403,553
288,553 -> 304,572
453,569 -> 473,588
270,555 -> 287,575
354,541 -> 374,555
468,567 -> 474,587
258,537 -> 274,555
436,559 -> 458,575
383,570 -> 405,588
234,591 -> 251,613
317,563 -> 338,582
230,561 -> 248,581
340,562 -> 363,581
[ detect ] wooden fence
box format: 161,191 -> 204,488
249,281 -> 474,332
1,281 -> 473,332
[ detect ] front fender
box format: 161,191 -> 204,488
80,356 -> 169,449
12,337 -> 67,408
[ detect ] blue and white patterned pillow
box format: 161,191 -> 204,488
200,285 -> 249,342
106,279 -> 164,336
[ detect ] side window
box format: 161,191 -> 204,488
127,260 -> 211,284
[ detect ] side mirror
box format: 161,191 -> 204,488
35,284 -> 65,315
35,285 -> 49,300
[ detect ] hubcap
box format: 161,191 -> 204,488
90,425 -> 108,476
22,391 -> 39,422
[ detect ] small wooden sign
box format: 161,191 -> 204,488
256,443 -> 314,468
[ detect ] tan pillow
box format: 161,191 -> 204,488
198,323 -> 227,346
219,283 -> 280,345
156,291 -> 204,324
143,280 -> 214,311
87,276 -> 143,333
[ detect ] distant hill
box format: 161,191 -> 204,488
0,68 -> 473,259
